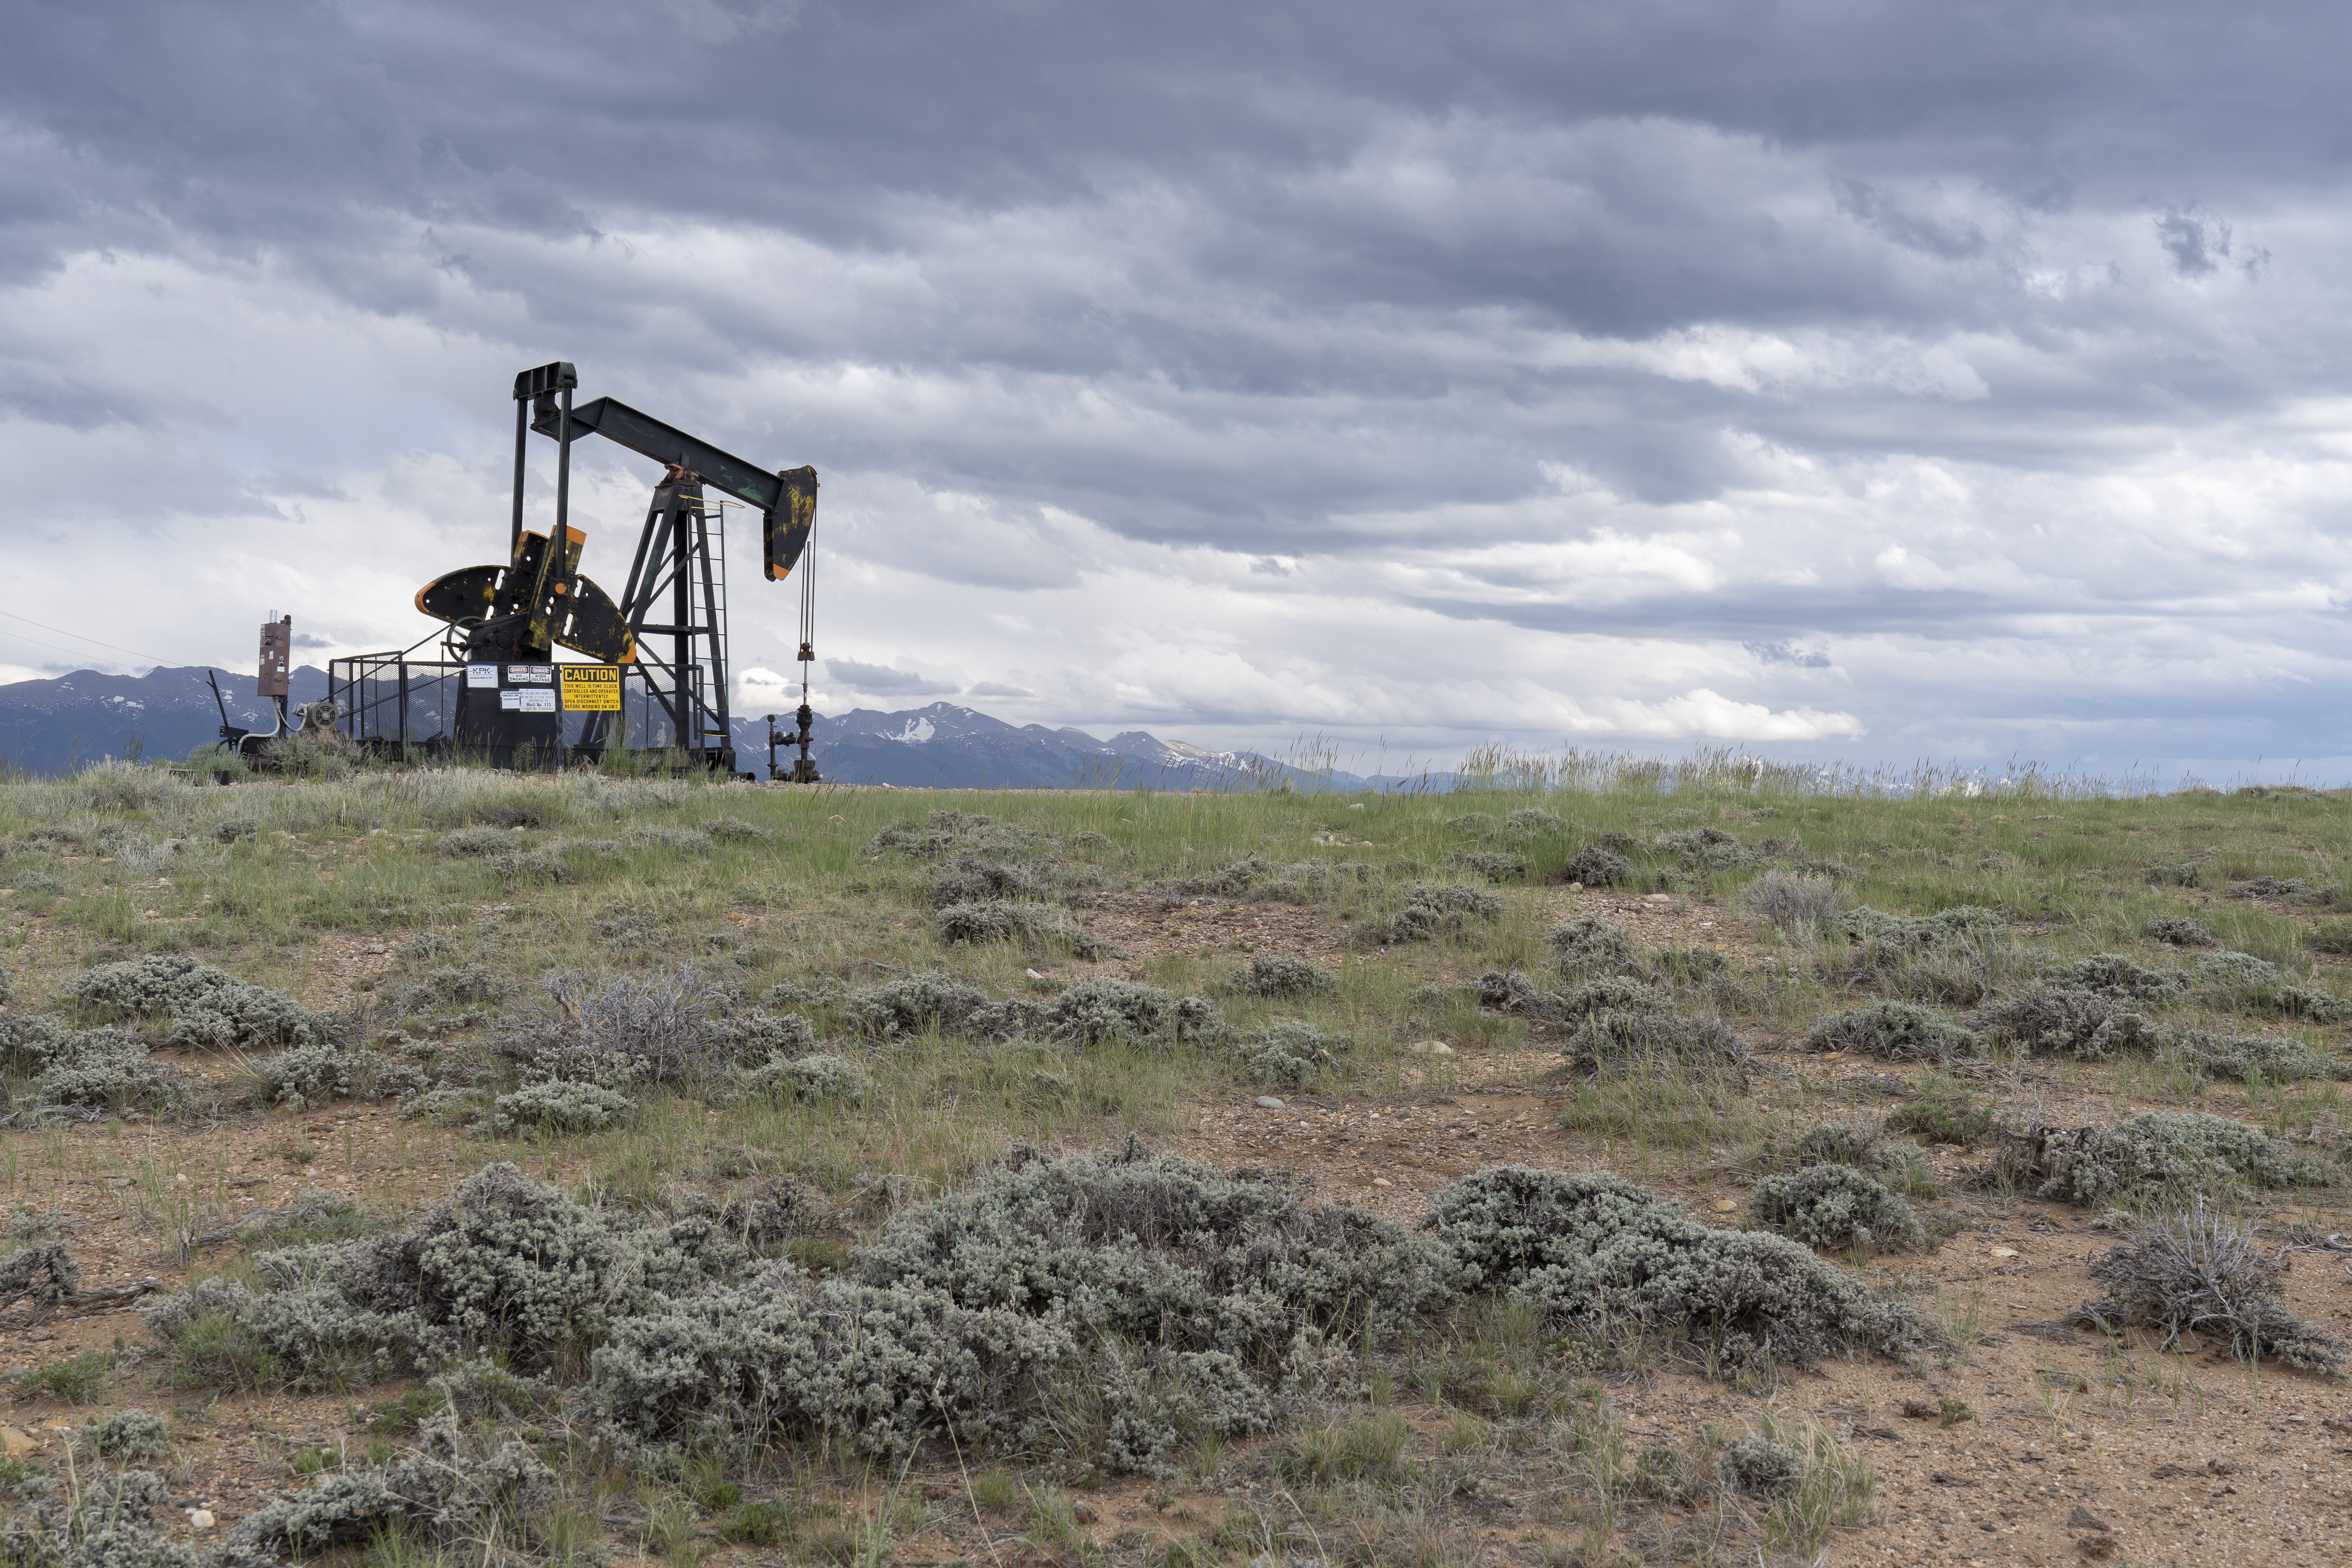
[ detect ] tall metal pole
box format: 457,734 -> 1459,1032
673,489 -> 693,757
509,395 -> 528,559
554,384 -> 573,567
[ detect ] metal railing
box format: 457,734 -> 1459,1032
327,653 -> 703,765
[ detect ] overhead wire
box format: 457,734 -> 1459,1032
0,607 -> 178,667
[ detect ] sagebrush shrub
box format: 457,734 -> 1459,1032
845,972 -> 992,1038
1967,988 -> 2161,1060
493,967 -> 731,1087
231,1417 -> 558,1560
929,854 -> 1042,908
0,1467 -> 187,1568
1235,1021 -> 1349,1084
2167,1029 -> 2336,1083
1548,915 -> 1639,973
1447,848 -> 1529,883
2193,951 -> 2350,1020
437,826 -> 514,858
1837,906 -> 2005,950
1425,1167 -> 1923,1369
738,1053 -> 873,1105
17,1026 -> 186,1115
1038,978 -> 1218,1046
1379,883 -> 1504,943
1227,952 -> 1337,998
0,1242 -> 79,1306
2144,915 -> 2215,947
1804,1001 -> 1979,1062
1716,1435 -> 1802,1496
1749,1164 -> 1925,1252
593,1143 -> 1453,1472
261,1042 -> 424,1111
1562,845 -> 1635,887
75,955 -> 326,1049
142,1163 -> 743,1383
2079,1200 -> 2345,1375
1887,1081 -> 1992,1145
2004,1112 -> 2321,1207
934,899 -> 1057,944
86,1409 -> 170,1461
1565,1010 -> 1745,1077
705,1009 -> 817,1062
1742,871 -> 1843,929
486,1079 -> 635,1133
2197,950 -> 2277,986
2047,953 -> 2188,1002
1557,974 -> 1670,1018
387,962 -> 508,1014
1154,856 -> 1360,902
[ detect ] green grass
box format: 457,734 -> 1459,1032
12,1351 -> 115,1404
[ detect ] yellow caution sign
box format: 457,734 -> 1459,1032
560,664 -> 622,712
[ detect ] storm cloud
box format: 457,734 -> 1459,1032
3,0 -> 2348,777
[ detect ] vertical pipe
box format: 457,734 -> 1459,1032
554,385 -> 572,569
398,661 -> 410,760
509,395 -> 528,558
673,490 -> 692,758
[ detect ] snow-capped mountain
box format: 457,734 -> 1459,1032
0,664 -> 330,776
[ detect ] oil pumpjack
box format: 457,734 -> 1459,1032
410,362 -> 821,777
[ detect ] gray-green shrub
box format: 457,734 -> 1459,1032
1548,915 -> 1639,973
0,1243 -> 78,1307
85,1409 -> 170,1462
486,1080 -> 635,1133
1425,1167 -> 1924,1370
2047,953 -> 2189,1002
1804,1001 -> 1979,1062
492,967 -> 733,1087
1717,1436 -> 1802,1497
2004,1112 -> 2324,1207
1565,1010 -> 1746,1078
2079,1201 -> 2345,1376
592,1143 -> 1453,1473
1235,1021 -> 1349,1084
1226,952 -> 1337,998
74,955 -> 328,1050
1742,872 -> 1843,929
1749,1164 -> 1925,1252
1967,988 -> 2162,1060
140,1163 -> 742,1384
1562,845 -> 1634,887
1837,905 -> 2004,949
1379,882 -> 1504,943
2168,1030 -> 2337,1083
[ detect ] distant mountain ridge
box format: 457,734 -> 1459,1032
0,667 -> 1440,792
0,665 -> 330,776
791,701 -> 1444,791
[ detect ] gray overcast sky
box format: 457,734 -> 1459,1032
4,0 -> 2350,780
